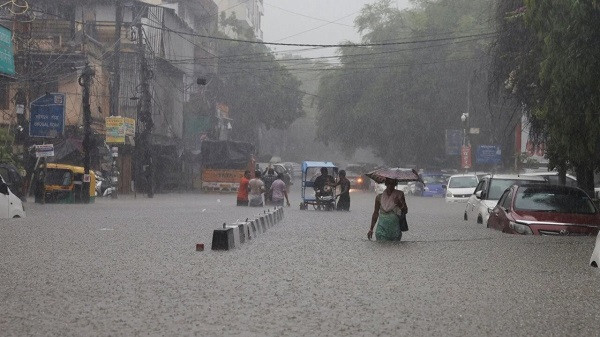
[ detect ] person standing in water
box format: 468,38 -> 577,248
236,170 -> 251,206
368,178 -> 408,241
335,170 -> 351,211
248,171 -> 265,207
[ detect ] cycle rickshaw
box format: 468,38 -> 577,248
299,161 -> 338,211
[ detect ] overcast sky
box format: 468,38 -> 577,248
262,0 -> 412,58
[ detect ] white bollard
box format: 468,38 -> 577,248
225,224 -> 241,248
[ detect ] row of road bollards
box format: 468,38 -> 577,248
209,207 -> 285,251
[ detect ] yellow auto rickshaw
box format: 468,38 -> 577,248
34,163 -> 96,203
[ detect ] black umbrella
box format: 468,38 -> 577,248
366,167 -> 422,183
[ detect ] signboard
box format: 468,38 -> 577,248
461,145 -> 472,169
202,169 -> 245,184
34,144 -> 54,158
476,145 -> 502,165
29,93 -> 65,138
106,116 -> 135,144
445,129 -> 462,156
0,25 -> 15,76
83,174 -> 91,183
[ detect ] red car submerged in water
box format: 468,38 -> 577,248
487,184 -> 600,236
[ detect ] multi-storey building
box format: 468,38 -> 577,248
0,0 -> 219,194
215,0 -> 263,40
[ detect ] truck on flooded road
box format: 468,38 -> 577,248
199,140 -> 255,192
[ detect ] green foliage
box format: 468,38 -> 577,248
0,128 -> 17,166
316,0 -> 494,166
491,0 -> 600,194
215,16 -> 305,144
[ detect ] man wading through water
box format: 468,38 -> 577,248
249,171 -> 265,207
236,170 -> 251,206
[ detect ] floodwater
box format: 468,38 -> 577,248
1,188 -> 599,336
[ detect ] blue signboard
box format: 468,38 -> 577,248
445,129 -> 463,156
476,145 -> 502,165
29,93 -> 65,138
0,25 -> 15,76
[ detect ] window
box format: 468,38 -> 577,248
449,176 -> 478,188
514,186 -> 596,214
474,180 -> 485,194
501,190 -> 512,209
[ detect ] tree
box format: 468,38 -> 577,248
490,0 -> 600,196
316,0 -> 495,167
215,15 -> 305,145
0,127 -> 18,166
525,0 -> 600,196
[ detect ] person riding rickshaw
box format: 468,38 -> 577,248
300,161 -> 338,211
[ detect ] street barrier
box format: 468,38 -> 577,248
211,227 -> 235,250
210,207 -> 285,251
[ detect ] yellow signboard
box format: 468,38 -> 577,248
202,169 -> 245,183
106,116 -> 135,144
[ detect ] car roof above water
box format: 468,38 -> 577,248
482,174 -> 547,181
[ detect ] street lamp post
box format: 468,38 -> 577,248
461,112 -> 469,146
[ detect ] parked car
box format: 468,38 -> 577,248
445,174 -> 478,202
345,164 -> 370,190
0,174 -> 25,218
464,174 -> 547,225
488,184 -> 600,236
416,173 -> 447,197
0,163 -> 25,201
590,234 -> 600,267
521,171 -> 578,187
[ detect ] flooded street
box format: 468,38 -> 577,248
2,189 -> 599,336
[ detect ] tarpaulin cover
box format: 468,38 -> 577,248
200,140 -> 255,169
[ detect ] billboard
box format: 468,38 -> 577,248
476,145 -> 502,165
0,25 -> 15,76
445,129 -> 462,156
106,116 -> 135,144
29,93 -> 65,138
461,146 -> 472,169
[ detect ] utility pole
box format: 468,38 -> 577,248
80,63 -> 95,204
109,0 -> 123,199
136,5 -> 154,198
110,0 -> 122,117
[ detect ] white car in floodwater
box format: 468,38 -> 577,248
445,174 -> 478,202
591,235 -> 600,268
0,175 -> 25,218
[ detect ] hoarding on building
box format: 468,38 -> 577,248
476,145 -> 502,165
0,25 -> 15,76
29,93 -> 65,138
106,116 -> 135,144
445,129 -> 462,156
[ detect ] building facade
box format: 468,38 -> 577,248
0,0 -> 219,194
215,0 -> 263,40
